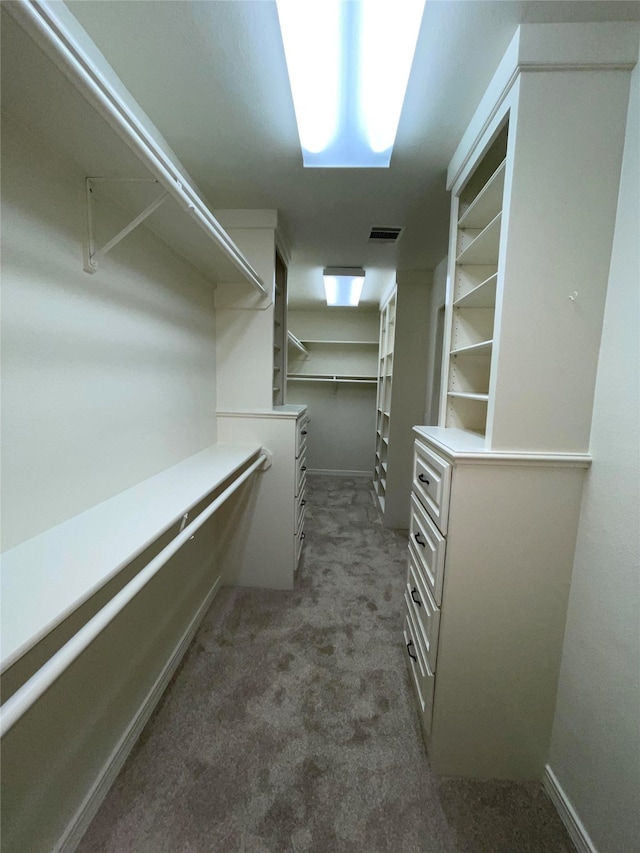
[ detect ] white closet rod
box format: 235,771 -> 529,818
0,451 -> 268,738
9,0 -> 266,296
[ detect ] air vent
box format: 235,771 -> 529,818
369,226 -> 403,243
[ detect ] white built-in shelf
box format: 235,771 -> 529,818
450,340 -> 493,357
287,374 -> 376,385
454,273 -> 498,309
299,340 -> 378,346
1,3 -> 265,293
0,443 -> 262,672
458,161 -> 506,229
456,213 -> 502,265
287,332 -> 309,356
447,392 -> 489,401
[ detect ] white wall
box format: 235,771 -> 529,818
423,256 -> 448,425
1,116 -> 217,551
547,62 -> 639,853
1,113 -> 225,852
287,308 -> 378,474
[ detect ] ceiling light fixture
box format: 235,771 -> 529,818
276,0 -> 425,168
323,267 -> 366,306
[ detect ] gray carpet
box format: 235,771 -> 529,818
76,475 -> 576,853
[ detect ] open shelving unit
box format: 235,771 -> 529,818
373,290 -> 397,514
443,125 -> 508,437
2,1 -> 265,293
287,338 -> 378,385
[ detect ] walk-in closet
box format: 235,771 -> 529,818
1,3 -> 638,853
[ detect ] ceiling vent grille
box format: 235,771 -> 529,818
369,226 -> 403,243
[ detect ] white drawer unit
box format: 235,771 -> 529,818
403,426 -> 590,779
413,439 -> 451,533
294,415 -> 308,569
409,492 -> 446,606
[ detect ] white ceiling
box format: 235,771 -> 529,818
67,0 -> 639,308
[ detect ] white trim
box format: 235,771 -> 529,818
53,575 -> 222,853
307,469 -> 372,478
543,765 -> 598,853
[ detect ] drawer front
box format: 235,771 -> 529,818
413,439 -> 452,533
403,610 -> 435,735
295,526 -> 305,567
406,553 -> 441,674
296,415 -> 310,459
409,492 -> 446,606
296,451 -> 307,497
296,493 -> 307,535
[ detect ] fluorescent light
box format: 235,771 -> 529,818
360,1 -> 426,154
323,267 -> 365,306
276,0 -> 425,167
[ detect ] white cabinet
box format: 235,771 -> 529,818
374,277 -> 431,528
439,24 -> 634,453
404,427 -> 590,779
216,406 -> 309,589
405,23 -> 636,780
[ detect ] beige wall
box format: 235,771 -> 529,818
547,61 -> 639,852
1,116 -> 217,551
287,308 -> 378,474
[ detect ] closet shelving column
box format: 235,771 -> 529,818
272,250 -> 288,406
373,290 -> 396,513
444,126 -> 507,437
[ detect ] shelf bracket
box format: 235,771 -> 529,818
84,178 -> 170,273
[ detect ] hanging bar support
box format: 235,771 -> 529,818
85,178 -> 169,273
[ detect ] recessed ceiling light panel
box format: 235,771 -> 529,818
276,0 -> 425,168
323,267 -> 366,306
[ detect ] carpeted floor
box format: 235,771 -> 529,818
76,475 -> 576,853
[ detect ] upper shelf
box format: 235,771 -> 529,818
458,160 -> 506,229
298,340 -> 379,346
288,332 -> 309,356
1,1 -> 265,293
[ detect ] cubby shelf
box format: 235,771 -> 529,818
458,160 -> 506,228
456,213 -> 502,265
450,340 -> 493,357
454,273 -> 498,309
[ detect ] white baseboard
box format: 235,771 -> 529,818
543,764 -> 598,853
307,468 -> 372,478
55,576 -> 222,853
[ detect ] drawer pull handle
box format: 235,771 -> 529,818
418,474 -> 430,485
301,430 -> 308,435
411,588 -> 422,607
301,532 -> 306,540
407,640 -> 417,662
301,466 -> 307,471
301,500 -> 306,506
414,532 -> 426,548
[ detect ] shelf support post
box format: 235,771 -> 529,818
84,178 -> 170,273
